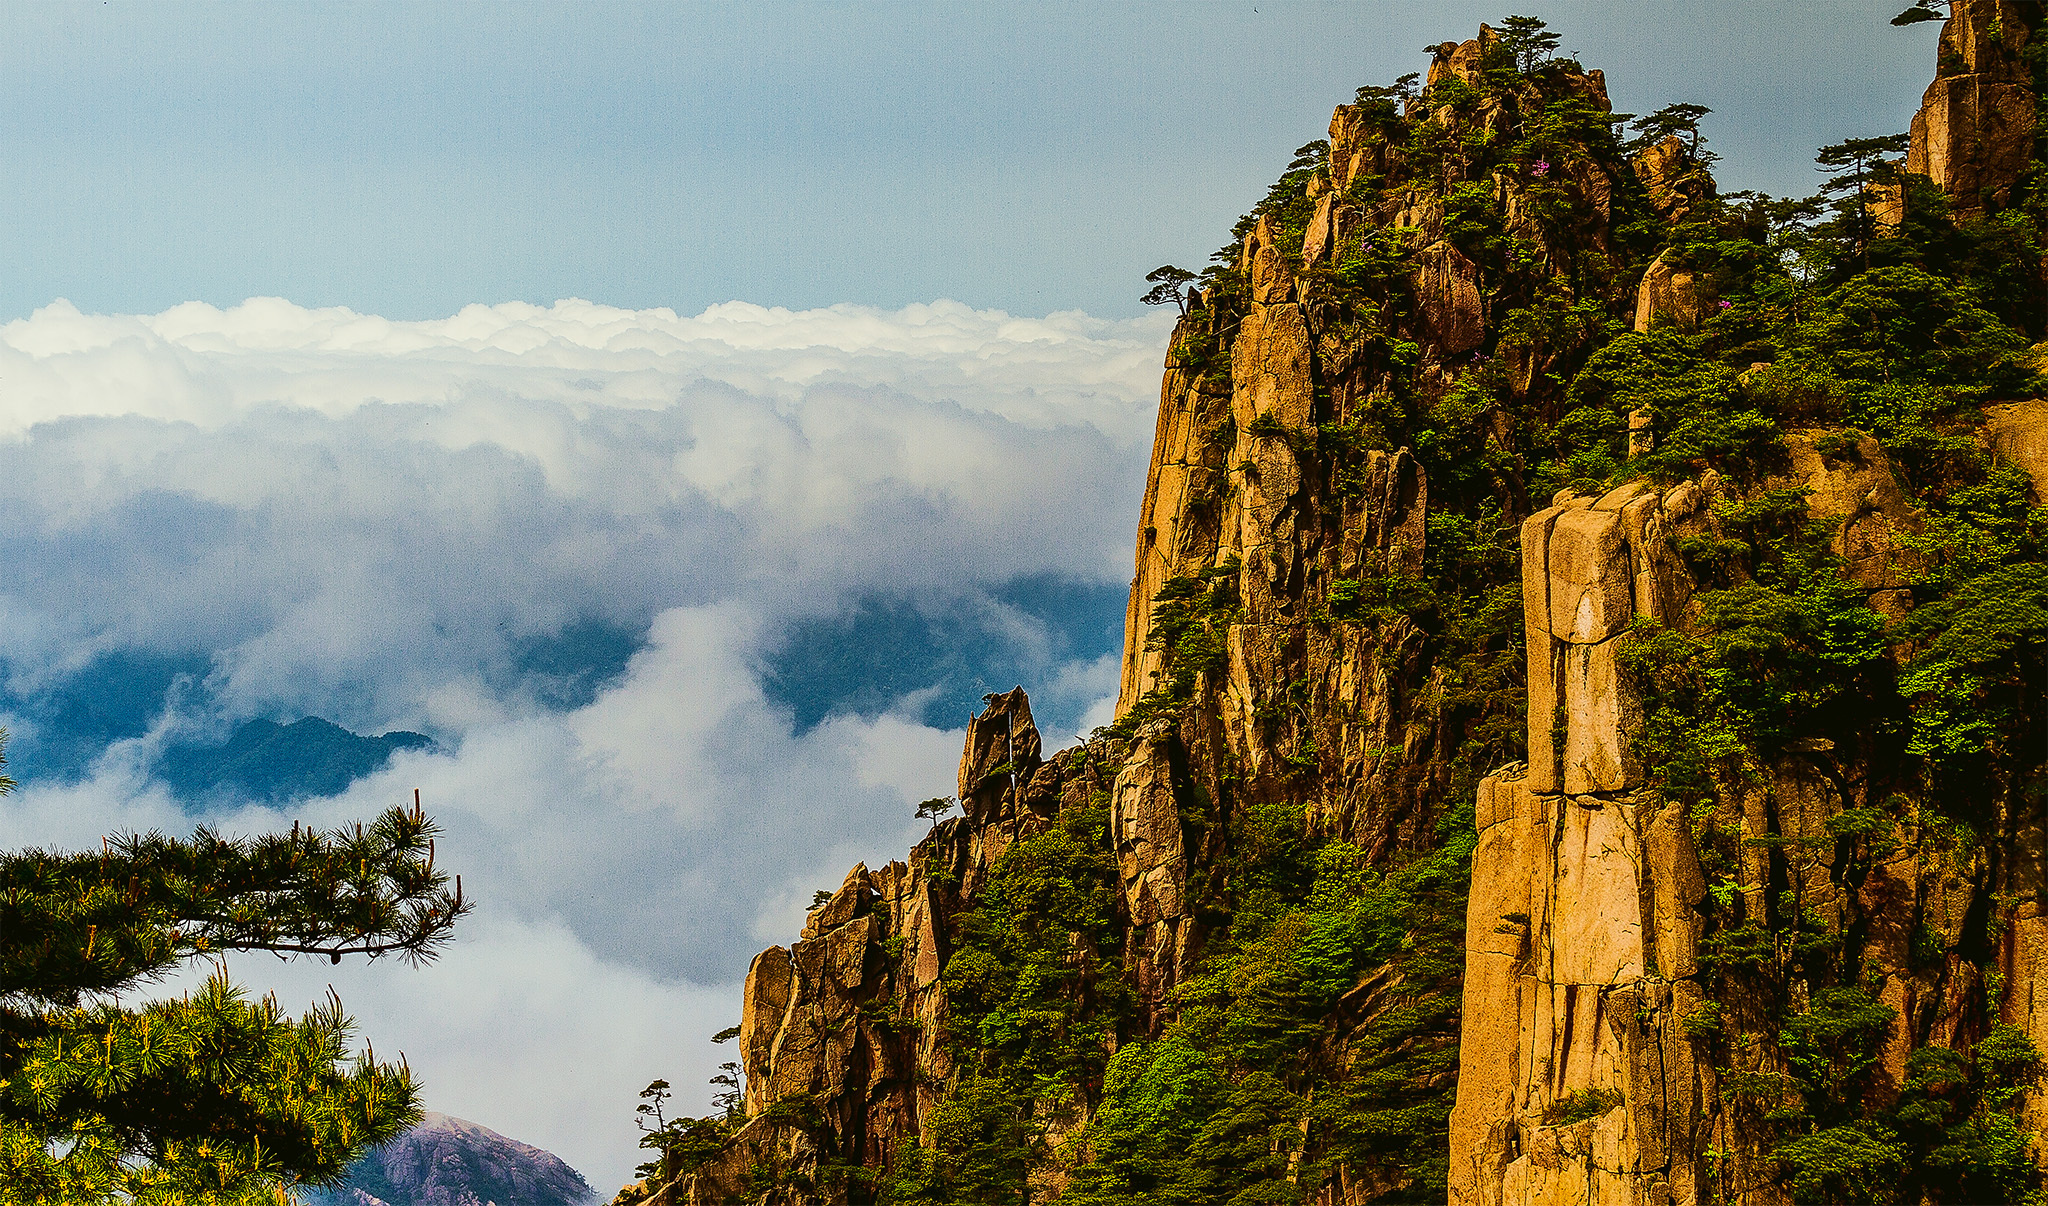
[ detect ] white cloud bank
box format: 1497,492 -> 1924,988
0,296 -> 1168,1191
0,297 -> 1164,721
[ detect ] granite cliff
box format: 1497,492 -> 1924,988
619,7 -> 2048,1204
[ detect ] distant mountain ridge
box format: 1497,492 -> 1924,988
0,616 -> 641,800
304,1111 -> 593,1206
158,716 -> 432,803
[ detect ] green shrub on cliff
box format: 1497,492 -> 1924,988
886,791 -> 1127,1204
1059,821 -> 1469,1206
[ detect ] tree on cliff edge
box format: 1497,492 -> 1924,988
0,758 -> 468,1205
1141,265 -> 1196,316
1627,102 -> 1715,162
1499,15 -> 1561,73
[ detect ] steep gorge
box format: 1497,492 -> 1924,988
619,7 -> 2048,1204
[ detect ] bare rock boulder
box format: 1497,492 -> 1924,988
1411,240 -> 1485,356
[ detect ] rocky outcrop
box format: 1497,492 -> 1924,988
1455,436 -> 2046,1204
1988,397 -> 2048,498
959,686 -> 1043,820
1110,721 -> 1193,1025
1452,773 -> 1711,1206
623,690 -> 1120,1205
1906,0 -> 2040,218
1117,327 -> 1234,718
1632,253 -> 1713,333
1519,482 -> 1695,799
1627,131 -> 1717,332
1414,241 -> 1487,354
1784,430 -> 1924,616
1632,136 -> 1711,224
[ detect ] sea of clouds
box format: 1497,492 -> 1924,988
0,295 -> 1169,1191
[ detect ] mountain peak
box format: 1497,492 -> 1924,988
307,1112 -> 593,1206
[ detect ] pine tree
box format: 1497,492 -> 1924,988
1141,266 -> 1196,316
0,760 -> 468,1205
1816,133 -> 1912,268
1498,15 -> 1562,74
1627,102 -> 1716,163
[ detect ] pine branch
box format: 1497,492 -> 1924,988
0,792 -> 470,1006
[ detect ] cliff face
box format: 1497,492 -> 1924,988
629,690 -> 1135,1204
1116,25 -> 1637,854
1453,441 -> 2048,1205
621,8 -> 2048,1205
1443,7 -> 2048,1205
1908,0 -> 2039,218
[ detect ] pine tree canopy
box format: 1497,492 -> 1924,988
1627,102 -> 1715,160
1816,133 -> 1912,194
0,767 -> 469,1205
1498,15 -> 1561,73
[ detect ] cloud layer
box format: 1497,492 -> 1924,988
0,296 -> 1165,1189
0,297 -> 1162,722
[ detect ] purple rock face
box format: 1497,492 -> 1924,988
310,1112 -> 594,1206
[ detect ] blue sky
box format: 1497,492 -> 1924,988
1,1 -> 1936,320
0,1 -> 1947,1192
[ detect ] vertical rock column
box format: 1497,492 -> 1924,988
1449,482 -> 1713,1206
1905,0 -> 2038,219
1988,400 -> 2048,1162
1111,722 -> 1191,1030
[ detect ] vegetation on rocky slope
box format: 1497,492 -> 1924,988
634,10 -> 2048,1206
